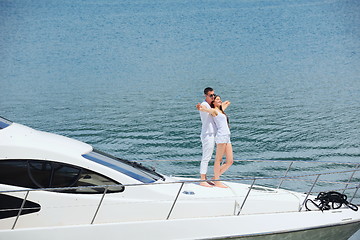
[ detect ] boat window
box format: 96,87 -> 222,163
0,160 -> 38,189
0,194 -> 41,220
0,160 -> 124,194
51,162 -> 82,188
82,150 -> 164,183
28,161 -> 52,188
0,116 -> 12,129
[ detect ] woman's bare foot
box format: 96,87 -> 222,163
200,181 -> 213,187
214,181 -> 228,188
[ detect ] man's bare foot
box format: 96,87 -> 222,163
214,182 -> 228,188
200,181 -> 213,187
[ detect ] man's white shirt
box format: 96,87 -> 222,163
199,101 -> 217,136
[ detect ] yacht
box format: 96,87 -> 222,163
1,116 -> 359,240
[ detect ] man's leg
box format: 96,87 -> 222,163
200,135 -> 215,187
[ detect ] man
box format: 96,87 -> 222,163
196,87 -> 217,187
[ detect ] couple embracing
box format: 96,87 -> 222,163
196,87 -> 234,188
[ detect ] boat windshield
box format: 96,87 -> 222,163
0,116 -> 12,129
82,150 -> 164,183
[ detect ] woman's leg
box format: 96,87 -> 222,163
219,143 -> 234,175
213,143 -> 227,188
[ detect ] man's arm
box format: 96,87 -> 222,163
199,104 -> 218,116
196,103 -> 201,110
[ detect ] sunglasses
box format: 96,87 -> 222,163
208,94 -> 215,98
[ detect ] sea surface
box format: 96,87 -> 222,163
1,0 -> 360,238
2,0 -> 360,164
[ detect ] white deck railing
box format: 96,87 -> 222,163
1,160 -> 360,230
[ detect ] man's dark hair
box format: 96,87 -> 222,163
204,87 -> 213,95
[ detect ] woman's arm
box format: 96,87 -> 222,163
222,101 -> 231,111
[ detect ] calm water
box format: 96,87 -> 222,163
1,0 -> 360,172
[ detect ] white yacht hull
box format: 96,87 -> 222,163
1,209 -> 359,240
1,118 -> 360,240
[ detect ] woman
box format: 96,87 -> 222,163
199,95 -> 233,188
